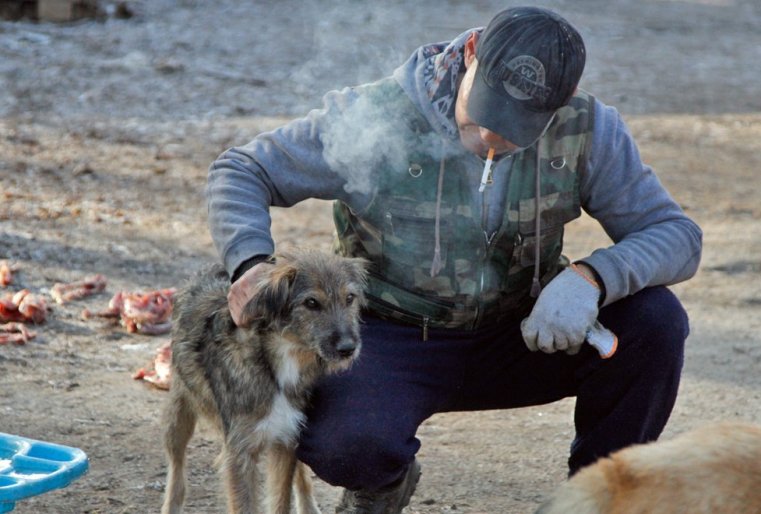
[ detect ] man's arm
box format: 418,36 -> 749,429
578,99 -> 703,306
206,87 -> 369,280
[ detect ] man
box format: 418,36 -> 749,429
208,6 -> 702,513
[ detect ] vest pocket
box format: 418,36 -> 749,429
513,193 -> 580,269
382,211 -> 450,264
381,207 -> 450,278
516,224 -> 564,268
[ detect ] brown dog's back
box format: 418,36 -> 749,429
537,422 -> 761,514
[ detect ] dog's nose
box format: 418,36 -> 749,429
335,339 -> 357,359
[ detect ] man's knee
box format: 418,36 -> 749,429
638,286 -> 689,339
603,286 -> 688,359
297,426 -> 417,490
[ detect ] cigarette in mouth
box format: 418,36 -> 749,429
478,147 -> 496,192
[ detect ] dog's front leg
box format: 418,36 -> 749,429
222,428 -> 264,514
293,461 -> 321,514
264,443 -> 298,514
161,389 -> 197,514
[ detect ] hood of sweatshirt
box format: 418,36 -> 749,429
392,28 -> 481,143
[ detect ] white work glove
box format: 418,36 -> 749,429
521,264 -> 601,355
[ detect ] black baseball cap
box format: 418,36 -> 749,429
467,7 -> 586,147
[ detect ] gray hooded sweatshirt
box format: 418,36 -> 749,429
207,29 -> 702,308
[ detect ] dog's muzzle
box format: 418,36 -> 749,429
335,338 -> 359,359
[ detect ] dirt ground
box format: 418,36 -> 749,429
1,1 -> 760,513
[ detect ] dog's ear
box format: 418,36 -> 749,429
344,257 -> 369,305
241,262 -> 298,325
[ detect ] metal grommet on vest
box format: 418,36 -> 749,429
408,163 -> 423,178
551,157 -> 566,169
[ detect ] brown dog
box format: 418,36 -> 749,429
160,250 -> 367,514
536,421 -> 761,514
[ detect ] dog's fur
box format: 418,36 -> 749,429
160,250 -> 367,514
536,421 -> 761,514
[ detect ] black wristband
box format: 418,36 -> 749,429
230,254 -> 271,283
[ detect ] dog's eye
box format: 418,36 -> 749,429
304,298 -> 321,310
346,293 -> 355,306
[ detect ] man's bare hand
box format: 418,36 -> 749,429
227,262 -> 273,327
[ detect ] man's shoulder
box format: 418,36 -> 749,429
352,77 -> 412,107
350,77 -> 432,134
565,91 -> 633,141
574,92 -> 623,126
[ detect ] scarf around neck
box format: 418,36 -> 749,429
394,28 -> 481,141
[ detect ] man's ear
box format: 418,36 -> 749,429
464,32 -> 479,68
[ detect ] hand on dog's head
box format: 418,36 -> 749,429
242,260 -> 297,326
240,251 -> 368,330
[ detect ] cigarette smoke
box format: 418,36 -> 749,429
319,90 -> 453,196
286,0 -> 462,196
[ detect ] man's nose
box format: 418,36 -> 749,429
478,127 -> 509,147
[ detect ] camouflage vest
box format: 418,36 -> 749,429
333,79 -> 595,333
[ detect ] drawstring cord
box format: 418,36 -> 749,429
430,153 -> 446,277
530,144 -> 542,298
529,113 -> 557,298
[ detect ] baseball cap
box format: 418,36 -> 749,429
467,7 -> 586,147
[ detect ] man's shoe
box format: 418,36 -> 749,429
335,459 -> 422,514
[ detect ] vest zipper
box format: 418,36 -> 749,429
474,154 -> 515,329
473,229 -> 498,329
474,180 -> 499,329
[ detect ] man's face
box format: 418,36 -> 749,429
455,58 -> 523,159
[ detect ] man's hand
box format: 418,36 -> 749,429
227,261 -> 274,327
521,263 -> 601,354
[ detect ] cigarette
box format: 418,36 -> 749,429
478,147 -> 496,192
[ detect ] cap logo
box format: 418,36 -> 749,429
499,55 -> 550,103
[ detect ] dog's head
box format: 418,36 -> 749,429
242,250 -> 368,370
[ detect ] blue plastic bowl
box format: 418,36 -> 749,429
0,433 -> 89,512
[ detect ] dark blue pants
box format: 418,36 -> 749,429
297,286 -> 687,490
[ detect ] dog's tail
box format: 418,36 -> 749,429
534,460 -> 612,514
